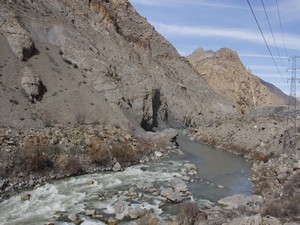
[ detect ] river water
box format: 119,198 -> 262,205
0,133 -> 253,225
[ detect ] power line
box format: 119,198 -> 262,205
261,0 -> 285,68
276,0 -> 289,57
246,0 -> 286,83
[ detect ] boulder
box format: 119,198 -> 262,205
170,178 -> 188,192
21,67 -> 46,102
160,187 -> 182,203
148,128 -> 178,142
20,194 -> 31,201
112,162 -> 121,172
0,10 -> 35,60
184,163 -> 197,171
128,205 -> 146,219
218,194 -> 263,209
228,214 -> 263,225
113,200 -> 129,220
68,212 -> 80,222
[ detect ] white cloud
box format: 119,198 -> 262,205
248,65 -> 286,71
258,73 -> 290,78
239,53 -> 288,59
129,0 -> 247,9
152,22 -> 300,51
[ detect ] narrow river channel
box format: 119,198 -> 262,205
0,133 -> 253,225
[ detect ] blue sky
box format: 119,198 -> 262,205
129,0 -> 300,94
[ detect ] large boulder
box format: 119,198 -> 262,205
21,67 -> 46,102
170,178 -> 188,192
218,194 -> 263,209
0,9 -> 35,60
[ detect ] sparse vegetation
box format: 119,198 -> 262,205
176,202 -> 201,225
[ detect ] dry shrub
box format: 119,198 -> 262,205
264,201 -> 284,218
19,145 -> 54,174
64,156 -> 84,175
254,180 -> 270,194
110,142 -> 139,165
87,138 -> 110,165
177,202 -> 200,225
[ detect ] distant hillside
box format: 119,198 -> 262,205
187,48 -> 288,114
258,78 -> 290,105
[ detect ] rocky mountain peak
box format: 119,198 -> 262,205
187,48 -> 287,114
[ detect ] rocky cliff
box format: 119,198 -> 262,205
187,48 -> 287,114
0,0 -> 234,132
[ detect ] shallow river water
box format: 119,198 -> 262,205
0,133 -> 253,225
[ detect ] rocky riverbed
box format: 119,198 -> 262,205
191,107 -> 300,223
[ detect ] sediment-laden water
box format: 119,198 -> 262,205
0,133 -> 252,225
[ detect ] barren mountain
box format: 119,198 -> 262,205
0,0 -> 236,132
187,48 -> 288,114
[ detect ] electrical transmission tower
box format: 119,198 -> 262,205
283,56 -> 300,154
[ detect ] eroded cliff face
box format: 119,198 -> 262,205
0,0 -> 234,131
188,48 -> 287,114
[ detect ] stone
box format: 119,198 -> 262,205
107,217 -> 117,225
160,187 -> 182,203
20,194 -> 31,201
128,205 -> 146,219
112,162 -> 121,172
170,178 -> 188,192
262,216 -> 281,225
85,209 -> 95,216
218,194 -> 263,209
134,213 -> 159,225
0,11 -> 35,60
154,151 -> 163,157
68,212 -> 80,222
113,200 -> 129,220
184,163 -> 197,171
0,179 -> 5,190
21,67 -> 45,102
85,180 -> 95,185
228,214 -> 262,225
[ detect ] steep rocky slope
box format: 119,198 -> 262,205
0,0 -> 234,132
187,48 -> 288,114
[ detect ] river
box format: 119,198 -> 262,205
0,133 -> 253,225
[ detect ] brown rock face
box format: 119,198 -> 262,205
188,48 -> 287,114
0,0 -> 235,130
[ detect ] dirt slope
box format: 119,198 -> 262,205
0,0 -> 235,132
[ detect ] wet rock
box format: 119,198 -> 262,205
218,194 -> 262,209
112,162 -> 121,172
20,194 -> 31,201
85,209 -> 95,216
184,163 -> 197,171
107,217 -> 117,225
0,179 -> 5,190
136,181 -> 153,190
85,180 -> 95,185
128,205 -> 146,219
160,187 -> 182,203
113,200 -> 129,220
134,213 -> 159,225
170,178 -> 188,192
154,151 -> 163,157
68,212 -> 80,223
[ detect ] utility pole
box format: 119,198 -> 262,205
283,56 -> 300,154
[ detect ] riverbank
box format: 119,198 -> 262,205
0,125 -> 178,194
191,107 -> 300,223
